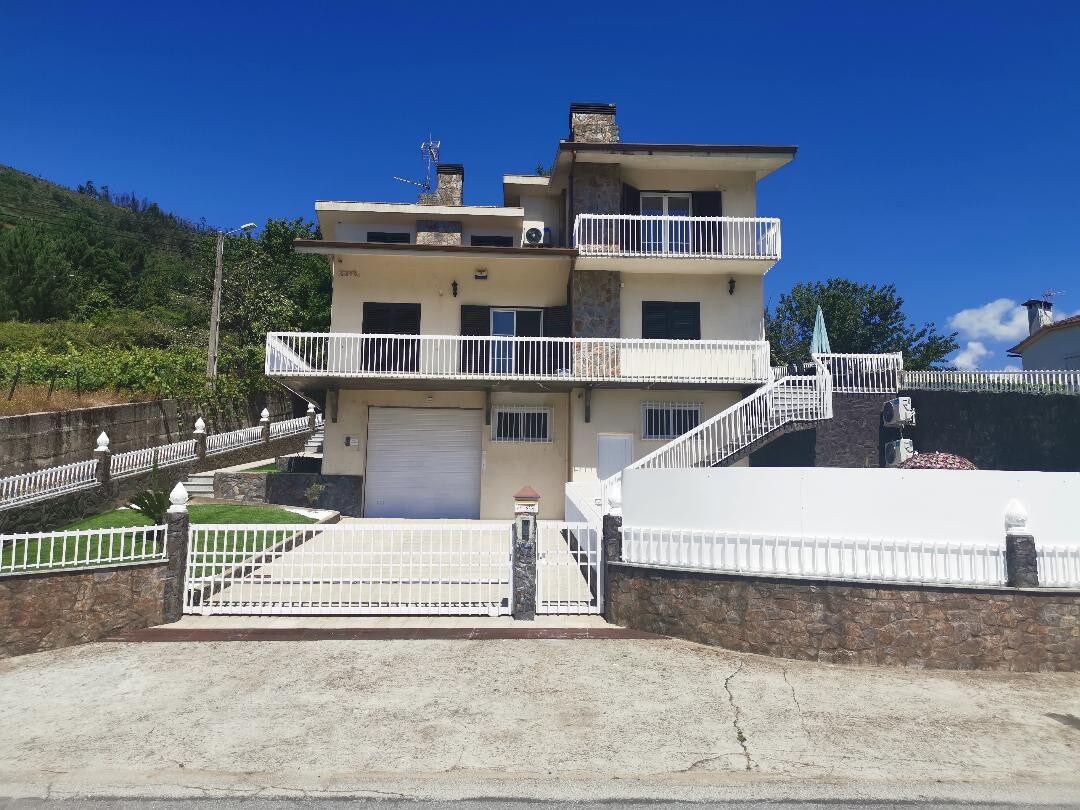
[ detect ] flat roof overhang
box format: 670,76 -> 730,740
272,375 -> 760,395
549,142 -> 797,186
574,255 -> 778,276
294,239 -> 576,261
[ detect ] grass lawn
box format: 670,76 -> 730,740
2,504 -> 316,574
243,463 -> 280,473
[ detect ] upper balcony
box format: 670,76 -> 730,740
572,214 -> 781,274
266,333 -> 771,392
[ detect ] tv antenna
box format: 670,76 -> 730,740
393,136 -> 440,192
1042,288 -> 1065,301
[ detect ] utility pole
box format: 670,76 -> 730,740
206,222 -> 257,382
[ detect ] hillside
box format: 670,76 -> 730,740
0,165 -> 331,414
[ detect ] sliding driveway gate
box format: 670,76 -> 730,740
183,520 -> 602,616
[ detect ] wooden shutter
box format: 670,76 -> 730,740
621,183 -> 641,252
541,305 -> 571,374
362,303 -> 420,371
691,192 -> 722,253
642,301 -> 669,339
642,301 -> 700,340
459,305 -> 490,374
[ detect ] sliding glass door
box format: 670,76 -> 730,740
641,193 -> 691,255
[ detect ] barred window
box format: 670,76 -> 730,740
642,402 -> 702,440
492,406 -> 552,443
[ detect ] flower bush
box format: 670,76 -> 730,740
899,452 -> 978,470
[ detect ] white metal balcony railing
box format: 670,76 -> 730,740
573,214 -> 781,260
266,333 -> 772,385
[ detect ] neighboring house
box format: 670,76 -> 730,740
1008,299 -> 1080,370
268,102 -> 794,519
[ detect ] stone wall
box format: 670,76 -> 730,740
0,433 -> 310,534
265,473 -> 363,517
900,389 -> 1080,472
0,562 -> 166,658
0,393 -> 293,476
607,562 -> 1080,672
418,165 -> 464,206
571,270 -> 621,338
415,219 -> 463,246
214,471 -> 267,502
571,163 -> 621,221
750,389 -> 1080,472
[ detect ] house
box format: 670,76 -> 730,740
1007,299 -> 1080,370
268,103 -> 795,519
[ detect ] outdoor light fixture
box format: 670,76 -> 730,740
728,277 -> 736,296
451,280 -> 459,297
474,267 -> 488,280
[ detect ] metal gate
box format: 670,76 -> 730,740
535,521 -> 603,614
184,522 -> 512,616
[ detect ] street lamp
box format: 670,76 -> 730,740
206,222 -> 257,381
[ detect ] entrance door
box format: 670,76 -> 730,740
640,193 -> 691,254
597,433 -> 634,480
490,308 -> 543,374
365,407 -> 482,518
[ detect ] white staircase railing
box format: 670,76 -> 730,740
602,362 -> 833,511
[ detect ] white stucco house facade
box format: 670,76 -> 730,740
267,103 -> 796,519
1008,300 -> 1080,371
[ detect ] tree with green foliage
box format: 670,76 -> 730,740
0,223 -> 76,320
765,278 -> 957,369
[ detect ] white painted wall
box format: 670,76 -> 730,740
621,467 -> 1080,547
619,272 -> 765,341
1020,325 -> 1080,370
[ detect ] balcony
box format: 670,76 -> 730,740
266,333 -> 771,390
572,214 -> 781,272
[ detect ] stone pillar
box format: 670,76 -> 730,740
260,407 -> 271,443
512,486 -> 540,620
307,403 -> 317,432
193,417 -> 207,460
1004,499 -> 1039,588
603,514 -> 623,563
162,482 -> 191,623
93,432 -> 111,485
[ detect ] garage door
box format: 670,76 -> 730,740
365,407 -> 483,519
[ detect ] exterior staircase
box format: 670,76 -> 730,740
181,471 -> 216,499
602,363 -> 834,510
304,427 -> 324,455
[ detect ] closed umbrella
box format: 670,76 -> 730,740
810,305 -> 831,355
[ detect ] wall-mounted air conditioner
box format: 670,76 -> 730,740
523,225 -> 553,246
885,438 -> 914,467
882,397 -> 916,428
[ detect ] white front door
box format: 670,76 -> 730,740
365,407 -> 482,518
597,433 -> 634,480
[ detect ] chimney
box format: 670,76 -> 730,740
1022,299 -> 1053,336
568,102 -> 619,144
419,163 -> 464,206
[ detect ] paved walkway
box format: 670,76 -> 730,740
1,635 -> 1078,804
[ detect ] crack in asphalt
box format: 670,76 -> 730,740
782,667 -> 813,742
723,660 -> 753,771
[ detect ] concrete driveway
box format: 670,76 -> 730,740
1,636 -> 1078,804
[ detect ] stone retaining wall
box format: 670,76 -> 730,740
214,471 -> 268,502
0,433 -> 309,534
0,394 -> 293,476
607,562 -> 1080,672
0,562 -> 166,658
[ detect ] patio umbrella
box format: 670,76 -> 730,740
810,305 -> 831,354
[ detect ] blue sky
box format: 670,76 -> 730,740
2,1 -> 1078,368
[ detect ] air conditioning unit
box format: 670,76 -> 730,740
885,438 -> 914,467
524,226 -> 544,246
882,397 -> 916,427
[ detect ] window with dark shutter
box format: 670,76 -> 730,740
361,303 -> 421,371
366,231 -> 411,244
459,305 -> 491,374
641,301 -> 701,340
470,235 -> 514,247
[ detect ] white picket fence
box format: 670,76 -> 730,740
184,522 -> 514,615
111,439 -> 198,478
620,525 -> 1009,587
903,369 -> 1080,395
206,424 -> 264,455
1037,544 -> 1080,588
0,459 -> 99,508
536,521 -> 602,614
0,524 -> 167,576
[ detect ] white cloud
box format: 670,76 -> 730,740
951,341 -> 991,371
948,298 -> 1029,343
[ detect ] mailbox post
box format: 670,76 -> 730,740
512,486 -> 540,620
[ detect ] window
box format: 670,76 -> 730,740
490,308 -> 542,374
470,235 -> 514,247
367,231 -> 410,244
492,406 -> 552,443
642,301 -> 701,340
642,402 -> 702,440
640,192 -> 691,253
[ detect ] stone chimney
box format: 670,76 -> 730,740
568,102 -> 619,144
419,163 -> 464,206
1022,299 -> 1053,335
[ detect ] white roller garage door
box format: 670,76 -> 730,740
365,407 -> 483,519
